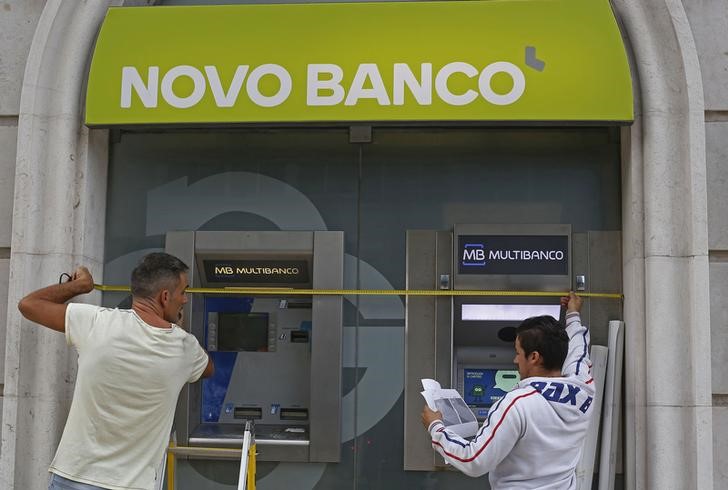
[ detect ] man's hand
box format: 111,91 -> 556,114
560,291 -> 583,314
18,265 -> 95,332
421,406 -> 443,430
71,266 -> 95,295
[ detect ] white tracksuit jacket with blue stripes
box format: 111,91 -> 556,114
428,311 -> 595,489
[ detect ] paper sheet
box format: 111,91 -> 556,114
421,378 -> 479,438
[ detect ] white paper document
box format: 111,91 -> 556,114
421,378 -> 479,438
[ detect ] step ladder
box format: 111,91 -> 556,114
161,421 -> 256,490
238,420 -> 257,490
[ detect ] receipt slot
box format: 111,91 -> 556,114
166,231 -> 343,463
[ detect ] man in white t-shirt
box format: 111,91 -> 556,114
18,252 -> 214,490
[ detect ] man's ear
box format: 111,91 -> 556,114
159,289 -> 170,306
528,351 -> 541,364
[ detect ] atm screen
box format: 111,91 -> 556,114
217,312 -> 269,352
463,368 -> 520,408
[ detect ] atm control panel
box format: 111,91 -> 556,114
202,297 -> 312,427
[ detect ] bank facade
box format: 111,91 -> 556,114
0,1 -> 725,489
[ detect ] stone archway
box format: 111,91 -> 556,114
0,2 -> 155,488
613,1 -> 712,489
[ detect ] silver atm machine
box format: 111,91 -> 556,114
403,224 -> 621,471
166,230 -> 343,463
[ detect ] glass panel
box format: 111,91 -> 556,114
354,127 -> 619,489
105,126 -> 620,490
105,129 -> 358,490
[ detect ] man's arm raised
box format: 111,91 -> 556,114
560,292 -> 591,378
17,266 -> 95,333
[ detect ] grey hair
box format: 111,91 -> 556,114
130,252 -> 188,299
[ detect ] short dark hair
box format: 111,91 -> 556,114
516,315 -> 569,371
130,252 -> 189,299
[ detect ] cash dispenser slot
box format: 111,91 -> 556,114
280,408 -> 309,421
290,330 -> 310,343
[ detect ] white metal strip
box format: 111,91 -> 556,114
238,429 -> 251,490
598,321 -> 624,490
576,345 -> 608,490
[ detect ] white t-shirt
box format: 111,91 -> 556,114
49,304 -> 209,490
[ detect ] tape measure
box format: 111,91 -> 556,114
94,284 -> 622,299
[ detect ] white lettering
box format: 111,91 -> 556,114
119,60 -> 527,111
121,66 -> 158,108
234,266 -> 300,275
478,61 -> 525,106
393,63 -> 432,106
161,65 -> 206,109
205,65 -> 249,107
345,63 -> 391,106
307,64 -> 345,106
488,249 -> 565,260
246,64 -> 291,108
463,249 -> 485,261
435,62 -> 478,106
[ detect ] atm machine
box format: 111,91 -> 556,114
166,230 -> 343,463
403,224 -> 621,471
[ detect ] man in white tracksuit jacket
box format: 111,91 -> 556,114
422,292 -> 594,489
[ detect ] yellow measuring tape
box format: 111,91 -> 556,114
94,284 -> 622,299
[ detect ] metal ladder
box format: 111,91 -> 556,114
161,421 -> 257,490
238,420 -> 257,490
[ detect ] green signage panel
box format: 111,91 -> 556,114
85,0 -> 633,126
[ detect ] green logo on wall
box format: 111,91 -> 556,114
85,0 -> 633,125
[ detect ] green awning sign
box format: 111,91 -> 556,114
85,0 -> 633,126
